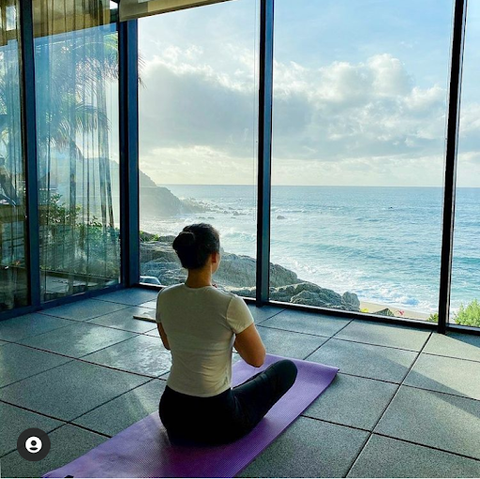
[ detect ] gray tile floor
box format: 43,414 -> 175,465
0,288 -> 479,478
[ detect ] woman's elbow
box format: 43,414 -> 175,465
250,348 -> 266,368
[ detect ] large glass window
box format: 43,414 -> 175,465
138,0 -> 259,296
33,2 -> 121,302
451,0 -> 480,329
0,1 -> 28,312
270,0 -> 453,321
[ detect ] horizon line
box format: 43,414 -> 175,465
157,183 -> 480,188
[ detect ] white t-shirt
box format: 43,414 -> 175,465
156,284 -> 254,397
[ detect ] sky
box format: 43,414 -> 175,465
136,0 -> 480,187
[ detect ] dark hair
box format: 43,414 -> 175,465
172,223 -> 220,270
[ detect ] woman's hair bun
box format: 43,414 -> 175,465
172,223 -> 220,270
173,230 -> 195,250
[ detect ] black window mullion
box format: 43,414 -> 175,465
256,0 -> 274,306
438,0 -> 468,334
18,0 -> 41,308
118,19 -> 140,287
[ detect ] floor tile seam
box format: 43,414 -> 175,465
0,320 -> 79,343
94,298 -> 154,307
0,419 -> 112,461
421,350 -> 480,365
0,420 -> 68,460
343,427 -> 373,478
85,318 -> 158,336
343,437 -> 372,478
84,322 -> 161,342
344,380 -> 404,476
6,332 -> 142,364
1,375 -> 154,428
36,312 -> 109,325
299,413 -> 372,434
13,316 -> 143,342
326,334 -> 427,353
336,371 -> 401,386
0,344 -> 165,390
400,383 -> 480,404
71,353 -> 170,381
1,339 -> 84,361
366,332 -> 431,438
38,303 -> 131,322
0,399 -> 70,429
343,376 -> 404,477
372,431 -> 480,463
62,420 -> 113,439
261,316 -> 353,339
0,358 -> 77,391
302,318 -> 355,360
66,378 -> 161,428
254,308 -> 286,324
257,323 -> 331,340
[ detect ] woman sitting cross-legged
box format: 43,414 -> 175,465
156,223 -> 298,445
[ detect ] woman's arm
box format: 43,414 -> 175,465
157,322 -> 171,350
234,323 -> 266,367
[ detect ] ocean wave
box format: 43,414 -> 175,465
141,185 -> 479,315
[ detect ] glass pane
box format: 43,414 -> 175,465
270,0 -> 453,322
0,1 -> 29,311
138,0 -> 259,295
33,3 -> 121,302
451,1 -> 480,329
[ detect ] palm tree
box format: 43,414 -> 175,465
0,7 -> 121,298
34,23 -> 119,295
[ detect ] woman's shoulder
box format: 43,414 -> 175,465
158,283 -> 243,307
156,283 -> 185,303
158,284 -> 184,295
209,288 -> 251,315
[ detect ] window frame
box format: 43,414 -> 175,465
2,0 -> 479,338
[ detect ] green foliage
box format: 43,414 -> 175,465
427,313 -> 438,323
454,299 -> 480,327
140,230 -> 160,242
39,193 -> 81,227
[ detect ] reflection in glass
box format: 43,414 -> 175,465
33,1 -> 120,301
138,1 -> 259,296
0,1 -> 29,311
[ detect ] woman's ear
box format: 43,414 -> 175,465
211,252 -> 221,270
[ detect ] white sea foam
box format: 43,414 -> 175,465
141,185 -> 480,315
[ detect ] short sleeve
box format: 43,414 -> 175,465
226,295 -> 254,334
155,290 -> 163,324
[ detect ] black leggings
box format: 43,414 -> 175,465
159,359 -> 298,445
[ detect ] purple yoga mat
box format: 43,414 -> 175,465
44,354 -> 338,478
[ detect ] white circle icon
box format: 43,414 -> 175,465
25,436 -> 43,454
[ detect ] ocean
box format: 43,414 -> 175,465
140,185 -> 480,316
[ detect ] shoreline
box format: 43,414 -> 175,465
359,300 -> 430,321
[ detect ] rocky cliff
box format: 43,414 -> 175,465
140,234 -> 360,311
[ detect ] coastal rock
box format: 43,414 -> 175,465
139,236 -> 360,311
270,281 -> 357,310
140,185 -> 203,217
342,291 -> 360,310
140,237 -> 300,289
374,308 -> 395,317
104,160 -> 206,218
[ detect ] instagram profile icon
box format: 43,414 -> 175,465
17,428 -> 51,462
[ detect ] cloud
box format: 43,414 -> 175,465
139,45 -> 257,159
138,42 -> 479,185
272,53 -> 450,162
